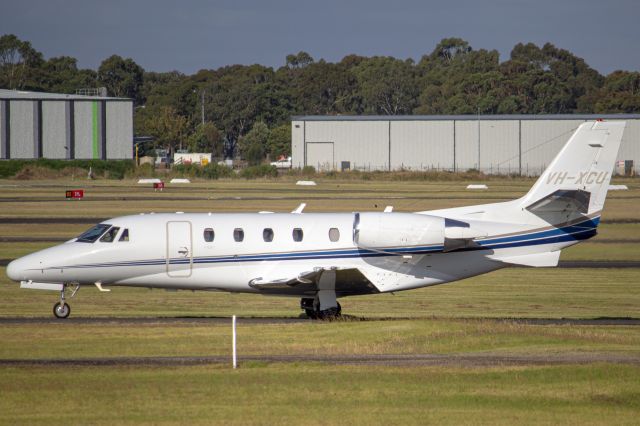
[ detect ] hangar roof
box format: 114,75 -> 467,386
0,89 -> 130,101
292,114 -> 640,121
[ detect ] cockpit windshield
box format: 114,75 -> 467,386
76,224 -> 112,243
99,227 -> 120,243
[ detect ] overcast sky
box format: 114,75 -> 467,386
2,0 -> 638,75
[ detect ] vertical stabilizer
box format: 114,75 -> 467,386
520,121 -> 625,219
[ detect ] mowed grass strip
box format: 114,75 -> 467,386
0,178 -> 638,218
0,318 -> 639,359
1,364 -> 639,425
560,242 -> 640,261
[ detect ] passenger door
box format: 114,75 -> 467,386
166,221 -> 193,277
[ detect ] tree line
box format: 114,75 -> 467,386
1,34 -> 639,162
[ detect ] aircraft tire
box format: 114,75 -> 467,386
53,302 -> 71,319
315,302 -> 342,320
302,300 -> 341,320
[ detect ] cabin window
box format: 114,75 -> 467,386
234,228 -> 244,242
329,228 -> 340,242
263,228 -> 274,242
292,228 -> 303,242
99,227 -> 120,243
204,228 -> 215,242
76,224 -> 111,243
119,229 -> 130,242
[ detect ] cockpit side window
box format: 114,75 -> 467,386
76,224 -> 111,243
99,227 -> 120,243
119,229 -> 130,242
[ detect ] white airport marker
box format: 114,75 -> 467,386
609,185 -> 628,191
232,315 -> 237,369
466,184 -> 488,190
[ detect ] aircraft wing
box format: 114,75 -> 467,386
248,267 -> 379,297
487,250 -> 561,267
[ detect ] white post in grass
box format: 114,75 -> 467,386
232,315 -> 237,369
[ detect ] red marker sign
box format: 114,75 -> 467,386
65,189 -> 84,200
153,182 -> 165,191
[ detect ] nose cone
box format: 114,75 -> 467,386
6,258 -> 24,281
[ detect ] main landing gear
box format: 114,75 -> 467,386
300,298 -> 342,320
53,284 -> 79,319
301,268 -> 342,319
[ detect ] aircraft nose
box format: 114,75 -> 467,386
7,259 -> 20,281
6,258 -> 23,281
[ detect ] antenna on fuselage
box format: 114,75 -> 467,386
292,203 -> 306,214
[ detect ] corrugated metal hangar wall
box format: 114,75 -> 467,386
0,89 -> 133,160
291,115 -> 640,175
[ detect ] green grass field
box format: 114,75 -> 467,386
2,364 -> 640,425
1,177 -> 639,424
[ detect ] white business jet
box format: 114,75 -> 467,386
6,121 -> 625,319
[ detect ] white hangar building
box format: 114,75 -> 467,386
291,115 -> 640,175
0,89 -> 133,160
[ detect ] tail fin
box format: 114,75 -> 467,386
520,121 -> 625,223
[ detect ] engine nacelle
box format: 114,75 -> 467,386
353,212 -> 445,250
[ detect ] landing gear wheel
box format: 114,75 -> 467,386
53,302 -> 70,319
301,298 -> 342,320
317,302 -> 342,320
301,298 -> 316,319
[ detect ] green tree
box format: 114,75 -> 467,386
282,59 -> 360,115
499,42 -> 602,113
429,37 -> 471,63
592,71 -> 640,113
353,56 -> 418,115
146,106 -> 189,152
266,123 -> 291,158
286,51 -> 314,69
97,55 -> 144,102
415,38 -> 503,114
36,56 -> 97,93
0,34 -> 44,89
238,121 -> 269,165
139,71 -> 187,110
187,122 -> 223,156
205,65 -> 288,157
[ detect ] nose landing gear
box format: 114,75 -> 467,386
53,301 -> 70,319
53,284 -> 79,319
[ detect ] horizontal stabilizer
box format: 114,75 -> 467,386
489,251 -> 561,267
527,189 -> 590,215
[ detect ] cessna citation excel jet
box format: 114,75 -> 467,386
6,121 -> 626,319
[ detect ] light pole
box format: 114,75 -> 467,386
200,89 -> 205,126
477,107 -> 481,171
194,89 -> 205,126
